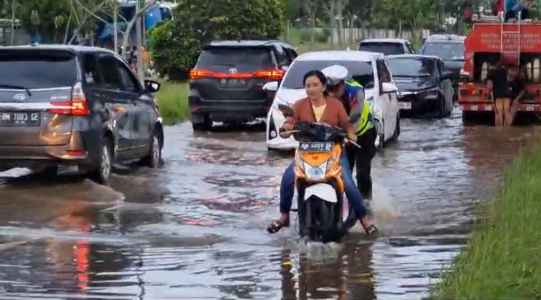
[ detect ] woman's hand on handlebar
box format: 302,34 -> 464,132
280,122 -> 295,138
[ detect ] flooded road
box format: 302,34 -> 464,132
0,110 -> 539,300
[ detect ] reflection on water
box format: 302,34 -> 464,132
0,112 -> 539,299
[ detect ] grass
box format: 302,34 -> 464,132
156,81 -> 189,125
433,145 -> 541,299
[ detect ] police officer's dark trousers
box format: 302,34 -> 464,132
347,127 -> 377,199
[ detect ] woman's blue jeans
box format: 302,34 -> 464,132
279,153 -> 367,219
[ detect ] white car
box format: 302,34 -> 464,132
264,50 -> 400,151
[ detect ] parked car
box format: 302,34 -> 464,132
388,54 -> 454,117
189,40 -> 297,130
419,34 -> 465,100
264,51 -> 400,150
0,45 -> 164,184
359,38 -> 415,56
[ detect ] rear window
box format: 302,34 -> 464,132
421,42 -> 464,60
0,50 -> 77,89
359,43 -> 405,56
282,60 -> 374,89
388,58 -> 435,77
196,47 -> 274,72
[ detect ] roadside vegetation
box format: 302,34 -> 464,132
156,81 -> 189,125
433,145 -> 541,299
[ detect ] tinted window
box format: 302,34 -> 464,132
0,50 -> 77,89
97,56 -> 124,90
196,47 -> 274,72
388,58 -> 435,77
117,61 -> 140,93
274,45 -> 289,66
360,43 -> 405,55
285,48 -> 298,62
406,43 -> 415,54
377,60 -> 392,83
282,60 -> 374,89
422,42 -> 464,60
82,54 -> 104,88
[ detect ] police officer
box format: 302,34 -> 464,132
322,65 -> 377,200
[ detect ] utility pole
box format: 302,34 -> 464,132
136,0 -> 144,83
113,1 -> 118,54
10,0 -> 15,45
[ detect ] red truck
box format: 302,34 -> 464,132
459,19 -> 541,123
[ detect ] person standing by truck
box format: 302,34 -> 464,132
486,59 -> 512,126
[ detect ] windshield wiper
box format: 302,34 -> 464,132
0,84 -> 32,96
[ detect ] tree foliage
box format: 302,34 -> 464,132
16,0 -> 70,43
149,0 -> 283,79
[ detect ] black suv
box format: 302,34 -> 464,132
189,40 -> 297,130
0,45 -> 164,184
419,34 -> 465,99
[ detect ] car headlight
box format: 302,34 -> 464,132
304,162 -> 327,181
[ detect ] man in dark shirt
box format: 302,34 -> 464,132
487,60 -> 511,126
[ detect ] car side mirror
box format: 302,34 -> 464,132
381,82 -> 398,94
144,80 -> 161,93
441,71 -> 454,80
263,81 -> 279,92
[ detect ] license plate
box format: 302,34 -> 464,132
526,105 -> 535,111
225,79 -> 246,87
399,102 -> 412,110
299,142 -> 332,152
0,112 -> 41,127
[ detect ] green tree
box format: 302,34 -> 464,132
149,0 -> 283,79
17,0 -> 70,43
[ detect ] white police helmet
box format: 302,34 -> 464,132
322,65 -> 349,86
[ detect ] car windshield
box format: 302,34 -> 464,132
196,47 -> 273,72
422,42 -> 464,60
282,60 -> 374,89
0,50 -> 77,89
359,43 -> 404,55
388,58 -> 435,77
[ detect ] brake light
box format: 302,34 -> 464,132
255,69 -> 285,81
190,69 -> 216,80
49,83 -> 90,116
190,68 -> 285,81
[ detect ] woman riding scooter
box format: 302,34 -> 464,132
267,70 -> 378,236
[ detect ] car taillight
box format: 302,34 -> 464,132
190,69 -> 216,80
255,69 -> 285,81
49,83 -> 90,116
190,68 -> 285,81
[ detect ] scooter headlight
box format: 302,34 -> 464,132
303,162 -> 327,181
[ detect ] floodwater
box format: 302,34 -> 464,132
0,110 -> 538,300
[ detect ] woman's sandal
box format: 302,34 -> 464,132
364,224 -> 379,237
267,219 -> 289,234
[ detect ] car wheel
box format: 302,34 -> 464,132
142,131 -> 162,168
375,120 -> 385,150
393,116 -> 400,140
438,97 -> 447,118
192,114 -> 211,131
90,138 -> 113,185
